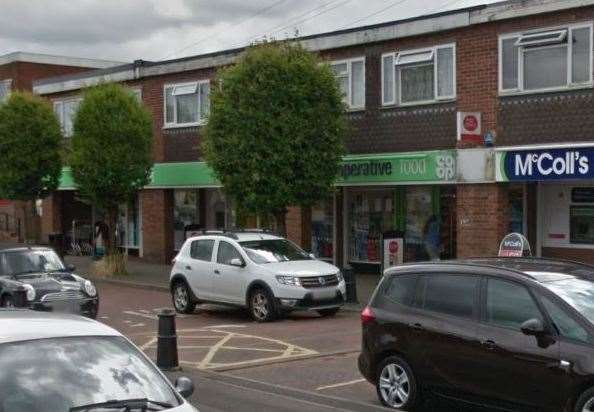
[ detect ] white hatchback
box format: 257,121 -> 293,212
170,230 -> 346,322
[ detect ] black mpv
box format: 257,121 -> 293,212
359,258 -> 594,411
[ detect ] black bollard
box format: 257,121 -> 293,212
12,286 -> 28,308
156,309 -> 180,371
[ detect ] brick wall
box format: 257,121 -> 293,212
40,193 -> 63,243
141,189 -> 174,263
456,184 -> 510,258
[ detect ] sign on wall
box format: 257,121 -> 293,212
457,112 -> 482,143
496,146 -> 594,182
337,150 -> 457,185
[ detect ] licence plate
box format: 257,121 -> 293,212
311,288 -> 335,300
52,301 -> 78,313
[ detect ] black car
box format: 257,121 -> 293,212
0,247 -> 99,318
359,258 -> 594,411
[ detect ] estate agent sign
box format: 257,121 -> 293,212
496,145 -> 594,182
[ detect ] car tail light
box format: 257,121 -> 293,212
361,306 -> 376,325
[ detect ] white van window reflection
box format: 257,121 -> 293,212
543,277 -> 594,325
0,336 -> 180,412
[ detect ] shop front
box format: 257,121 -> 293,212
335,150 -> 458,282
496,144 -> 594,264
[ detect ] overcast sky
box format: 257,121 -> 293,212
0,0 -> 500,63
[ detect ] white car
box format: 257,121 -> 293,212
170,230 -> 346,322
0,310 -> 197,411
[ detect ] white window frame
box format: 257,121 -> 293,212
0,79 -> 12,103
381,43 -> 456,107
499,22 -> 594,95
163,80 -> 210,128
329,57 -> 366,110
53,96 -> 82,137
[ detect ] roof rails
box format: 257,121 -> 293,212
189,228 -> 277,240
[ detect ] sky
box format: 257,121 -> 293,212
0,0 -> 501,63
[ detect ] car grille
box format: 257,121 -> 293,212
41,290 -> 85,302
300,274 -> 339,289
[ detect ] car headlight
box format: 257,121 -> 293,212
83,280 -> 97,297
336,271 -> 344,283
276,275 -> 302,287
23,284 -> 36,301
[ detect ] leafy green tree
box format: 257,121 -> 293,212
70,84 -> 152,260
204,41 -> 346,235
0,92 -> 62,242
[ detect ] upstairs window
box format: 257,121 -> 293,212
164,81 -> 210,127
500,23 -> 593,94
0,79 -> 11,103
330,58 -> 365,110
382,44 -> 456,106
53,97 -> 81,137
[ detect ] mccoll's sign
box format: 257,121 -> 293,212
496,146 -> 594,181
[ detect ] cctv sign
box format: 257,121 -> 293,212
497,146 -> 594,181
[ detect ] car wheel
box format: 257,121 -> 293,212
172,280 -> 196,314
249,288 -> 278,322
376,355 -> 419,410
575,388 -> 594,412
317,308 -> 340,317
1,295 -> 14,308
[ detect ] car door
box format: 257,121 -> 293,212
412,273 -> 483,398
211,240 -> 247,304
473,277 -> 562,411
185,238 -> 216,301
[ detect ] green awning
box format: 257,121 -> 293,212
58,162 -> 221,190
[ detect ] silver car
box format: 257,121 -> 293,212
0,310 -> 197,412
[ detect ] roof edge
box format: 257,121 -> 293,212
0,51 -> 125,69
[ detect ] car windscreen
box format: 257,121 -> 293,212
543,277 -> 594,325
240,239 -> 311,264
0,336 -> 180,412
0,250 -> 65,276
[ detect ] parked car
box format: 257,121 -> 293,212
170,230 -> 346,322
359,257 -> 594,411
0,247 -> 99,318
0,310 -> 197,411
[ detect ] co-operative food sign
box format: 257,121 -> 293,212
497,147 -> 594,181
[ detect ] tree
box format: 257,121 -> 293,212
70,84 -> 152,263
0,92 -> 62,242
204,41 -> 346,235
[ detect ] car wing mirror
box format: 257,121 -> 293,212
308,253 -> 316,259
229,258 -> 244,267
520,318 -> 546,336
174,376 -> 194,398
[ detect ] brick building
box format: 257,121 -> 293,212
0,52 -> 122,242
33,0 -> 594,297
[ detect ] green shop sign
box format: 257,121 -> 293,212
337,150 -> 457,185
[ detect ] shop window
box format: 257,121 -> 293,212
330,58 -> 365,110
117,196 -> 140,249
570,206 -> 594,244
53,97 -> 82,137
382,43 -> 455,106
0,79 -> 11,103
174,190 -> 200,250
164,81 -> 210,127
499,23 -> 593,94
311,200 -> 333,260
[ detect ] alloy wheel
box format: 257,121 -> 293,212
174,284 -> 189,310
583,398 -> 594,412
379,363 -> 410,409
251,292 -> 269,321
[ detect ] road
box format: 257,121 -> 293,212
96,282 -> 468,411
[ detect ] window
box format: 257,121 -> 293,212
330,58 -> 365,109
174,189 -> 200,250
486,279 -> 542,330
422,274 -> 477,319
190,239 -> 215,262
570,206 -> 594,244
540,294 -> 590,343
164,81 -> 210,127
53,98 -> 81,137
499,23 -> 593,93
0,79 -> 11,103
385,274 -> 418,306
217,241 -> 243,265
382,44 -> 456,106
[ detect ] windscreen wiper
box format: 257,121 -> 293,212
69,397 -> 173,411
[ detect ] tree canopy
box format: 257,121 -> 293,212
0,92 -> 62,201
204,41 -> 346,232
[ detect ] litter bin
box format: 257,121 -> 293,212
48,233 -> 65,258
342,267 -> 357,303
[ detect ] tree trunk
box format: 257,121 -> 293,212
273,209 -> 287,237
105,207 -> 118,256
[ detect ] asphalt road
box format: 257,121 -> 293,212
94,281 -> 473,412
